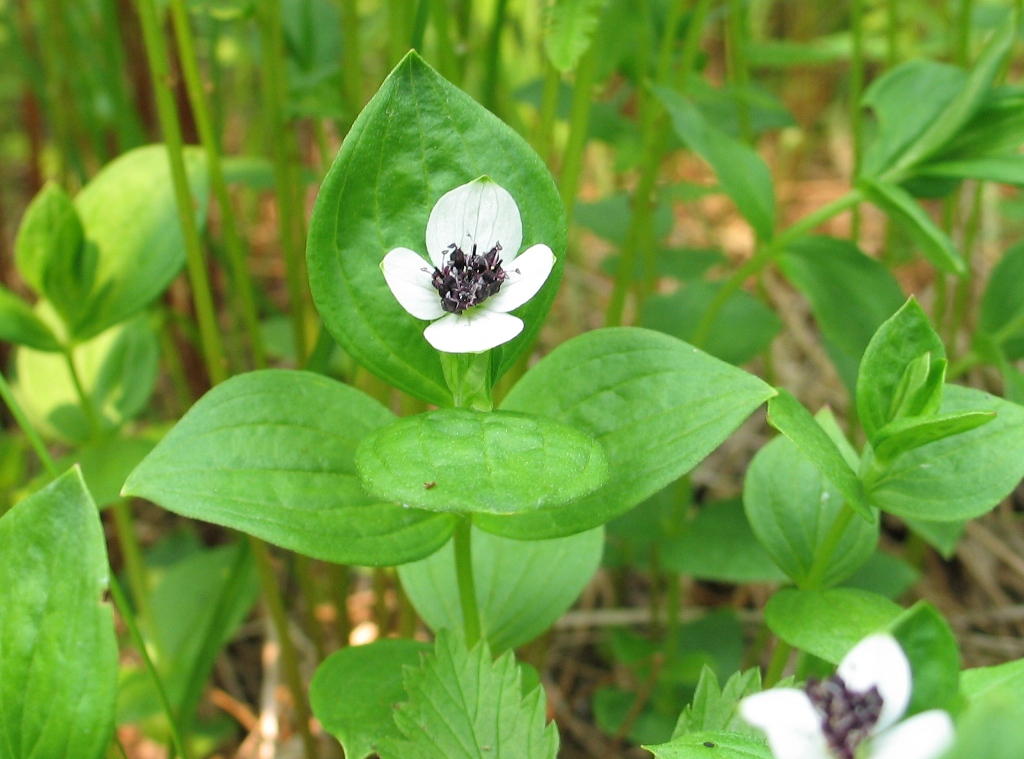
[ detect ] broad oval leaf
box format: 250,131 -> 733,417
123,370 -> 456,566
74,145 -> 209,340
307,52 -> 565,406
311,639 -> 431,759
890,601 -> 960,715
355,408 -> 608,515
764,588 -> 902,664
476,327 -> 775,539
646,731 -> 772,759
0,467 -> 118,759
867,385 -> 1024,522
398,525 -> 604,653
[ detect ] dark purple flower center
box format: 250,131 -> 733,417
805,675 -> 884,759
431,242 -> 507,314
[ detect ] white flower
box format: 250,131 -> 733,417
380,177 -> 555,354
740,634 -> 955,759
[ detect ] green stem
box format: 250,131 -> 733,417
776,188 -> 864,247
63,348 -> 101,440
249,537 -> 318,759
532,60 -> 560,166
111,499 -> 153,628
481,0 -> 511,113
802,504 -> 857,591
956,0 -> 973,65
340,0 -> 363,114
850,0 -> 864,242
764,639 -> 792,688
136,0 -> 228,386
558,44 -> 598,216
428,0 -> 459,81
256,0 -> 310,368
327,563 -> 352,647
110,575 -> 191,759
387,0 -> 411,65
949,182 -> 984,346
454,518 -> 481,647
0,370 -> 56,476
726,0 -> 751,143
169,0 -> 266,371
886,0 -> 899,66
295,555 -> 326,660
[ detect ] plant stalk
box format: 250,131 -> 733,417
454,517 -> 481,647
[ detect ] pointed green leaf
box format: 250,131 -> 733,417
307,52 -> 565,406
398,526 -> 603,653
123,370 -> 456,566
860,180 -> 965,274
873,410 -> 995,463
377,631 -> 559,759
917,155 -> 1024,186
0,287 -> 61,351
0,467 -> 118,759
889,601 -> 961,715
672,667 -> 763,738
646,731 -> 772,759
355,408 -> 608,515
311,639 -> 431,759
654,86 -> 776,240
766,389 -> 870,519
980,241 -> 1024,352
856,297 -> 946,441
544,0 -> 609,71
475,327 -> 775,539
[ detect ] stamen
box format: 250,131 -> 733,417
805,675 -> 883,759
431,242 -> 508,314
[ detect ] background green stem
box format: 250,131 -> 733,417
558,45 -> 598,216
849,0 -> 864,241
62,347 -> 101,439
454,518 -> 481,647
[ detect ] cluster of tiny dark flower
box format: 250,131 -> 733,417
431,243 -> 507,314
805,675 -> 884,759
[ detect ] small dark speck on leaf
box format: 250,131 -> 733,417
423,481 -> 437,489
703,742 -> 716,748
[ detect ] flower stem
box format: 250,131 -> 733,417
340,0 -> 364,114
764,639 -> 792,688
802,504 -> 857,591
532,61 -> 561,166
111,499 -> 153,629
0,370 -> 55,477
249,537 -> 318,759
62,347 -> 102,441
849,0 -> 865,242
135,0 -> 228,387
726,0 -> 751,143
481,0 -> 511,114
110,575 -> 192,759
557,45 -> 598,216
168,0 -> 266,370
454,517 -> 482,647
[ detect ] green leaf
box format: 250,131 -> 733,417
311,639 -> 431,759
307,52 -> 565,406
544,0 -> 609,71
961,658 -> 1024,705
641,281 -> 781,366
0,467 -> 118,759
889,601 -> 960,715
856,297 -> 946,441
377,631 -> 559,759
866,385 -> 1024,522
766,389 -> 871,519
744,420 -> 878,588
916,155 -> 1024,186
659,499 -> 787,583
123,370 -> 456,566
0,287 -> 62,351
840,550 -> 921,599
935,85 -> 1024,160
355,408 -> 608,515
398,526 -> 603,653
860,180 -> 965,274
944,690 -> 1024,759
73,144 -> 210,339
872,410 -> 995,462
52,436 -> 157,509
778,236 -> 905,393
672,667 -> 763,738
14,183 -> 97,332
475,328 -> 775,539
889,15 -> 1016,177
764,588 -> 903,664
860,59 -> 966,179
646,731 -> 773,759
887,352 -> 945,421
905,517 -> 964,558
15,312 -> 159,444
654,86 -> 776,240
979,241 -> 1024,353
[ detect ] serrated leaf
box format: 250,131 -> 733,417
398,526 -> 603,653
123,370 -> 456,566
544,0 -> 609,71
475,327 -> 775,539
377,630 -> 559,759
672,667 -> 763,738
311,639 -> 431,759
307,52 -> 565,406
655,86 -> 775,240
646,730 -> 773,759
0,467 -> 118,759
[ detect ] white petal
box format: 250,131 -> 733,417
740,690 -> 832,759
869,710 -> 955,759
381,248 -> 445,320
425,177 -> 523,268
838,634 -> 911,732
423,310 -> 523,354
481,244 -> 555,314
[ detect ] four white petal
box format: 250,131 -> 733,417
740,634 -> 955,759
381,177 -> 554,354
